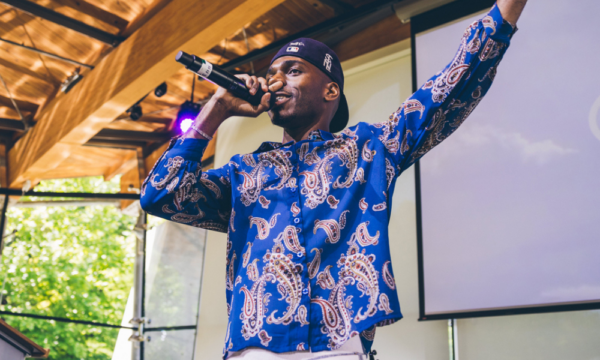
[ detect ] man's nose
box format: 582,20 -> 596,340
268,72 -> 285,90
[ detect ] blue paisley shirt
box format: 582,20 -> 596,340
141,5 -> 515,358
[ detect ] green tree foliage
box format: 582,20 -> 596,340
0,177 -> 136,359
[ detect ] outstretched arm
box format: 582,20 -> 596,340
370,2 -> 519,172
497,0 -> 528,25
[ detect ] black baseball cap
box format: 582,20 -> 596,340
270,38 -> 348,133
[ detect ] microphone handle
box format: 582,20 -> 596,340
176,51 -> 266,106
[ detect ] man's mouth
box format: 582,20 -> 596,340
273,92 -> 291,106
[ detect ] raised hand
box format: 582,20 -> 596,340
497,0 -> 528,25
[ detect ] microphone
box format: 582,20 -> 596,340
176,51 -> 268,106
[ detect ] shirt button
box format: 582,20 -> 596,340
302,288 -> 309,295
294,218 -> 300,224
291,187 -> 297,193
297,251 -> 304,257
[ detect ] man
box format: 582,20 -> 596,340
141,1 -> 527,358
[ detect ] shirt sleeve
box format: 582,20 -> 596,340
140,136 -> 232,233
369,3 -> 516,173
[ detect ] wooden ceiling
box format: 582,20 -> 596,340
0,0 -> 410,196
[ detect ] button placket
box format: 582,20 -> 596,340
290,143 -> 310,345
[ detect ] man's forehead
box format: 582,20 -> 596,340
268,56 -> 314,74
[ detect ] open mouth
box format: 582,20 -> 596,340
273,92 -> 291,106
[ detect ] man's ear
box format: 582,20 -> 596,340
324,82 -> 340,102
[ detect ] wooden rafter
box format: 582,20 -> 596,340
0,57 -> 55,84
7,0 -> 286,188
0,94 -> 38,114
52,0 -> 129,32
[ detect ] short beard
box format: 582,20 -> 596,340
269,104 -> 319,131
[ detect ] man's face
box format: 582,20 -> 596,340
266,56 -> 331,129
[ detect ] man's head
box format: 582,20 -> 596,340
266,38 -> 348,133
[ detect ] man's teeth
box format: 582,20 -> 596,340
276,96 -> 286,101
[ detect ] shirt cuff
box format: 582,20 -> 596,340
166,136 -> 210,159
486,3 -> 518,43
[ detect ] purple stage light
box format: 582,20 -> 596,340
175,101 -> 201,134
180,118 -> 194,133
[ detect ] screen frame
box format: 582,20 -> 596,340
411,0 -> 600,321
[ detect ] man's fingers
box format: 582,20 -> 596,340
268,81 -> 283,92
258,78 -> 268,92
259,92 -> 271,111
249,76 -> 260,95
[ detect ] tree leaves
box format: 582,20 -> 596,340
0,177 -> 136,359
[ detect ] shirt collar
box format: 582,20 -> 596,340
252,129 -> 335,153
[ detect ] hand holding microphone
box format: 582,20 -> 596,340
176,51 -> 281,119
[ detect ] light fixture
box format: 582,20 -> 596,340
128,104 -> 142,120
175,100 -> 201,134
60,68 -> 82,93
154,82 -> 167,97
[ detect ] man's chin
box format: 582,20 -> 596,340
269,109 -> 295,128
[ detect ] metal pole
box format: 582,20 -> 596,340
450,319 -> 459,360
131,211 -> 146,360
0,194 -> 9,260
140,211 -> 147,360
0,188 -> 139,200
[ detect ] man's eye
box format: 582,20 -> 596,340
289,69 -> 301,74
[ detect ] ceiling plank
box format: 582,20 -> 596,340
52,0 -> 129,32
121,0 -> 172,38
104,149 -> 137,181
0,57 -> 55,84
7,0 -> 286,188
0,94 -> 38,114
333,13 -> 410,62
0,0 -> 123,46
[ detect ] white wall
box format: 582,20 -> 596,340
193,40 -> 449,360
457,311 -> 600,360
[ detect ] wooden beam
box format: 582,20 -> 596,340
104,150 -> 137,181
332,14 -> 411,62
119,165 -> 140,210
0,143 -> 7,187
52,0 -> 129,32
121,0 -> 172,38
8,0 -> 286,188
0,95 -> 38,114
1,0 -> 123,45
0,58 -> 54,84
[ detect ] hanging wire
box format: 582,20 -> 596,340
0,72 -> 27,129
16,10 -> 57,83
242,27 -> 255,75
191,72 -> 195,102
216,38 -> 229,66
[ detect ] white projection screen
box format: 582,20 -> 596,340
414,0 -> 600,319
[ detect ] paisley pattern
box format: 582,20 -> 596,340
382,261 -> 396,290
314,210 -> 349,244
359,198 -> 368,214
249,213 -> 279,240
139,5 -> 514,357
291,202 -> 300,217
361,140 -> 376,162
349,222 -> 380,247
242,243 -> 252,268
308,248 -> 322,279
316,265 -> 336,290
274,226 -> 306,255
226,252 -> 237,291
339,245 -> 380,323
327,195 -> 339,209
378,293 -> 393,315
259,195 -> 271,209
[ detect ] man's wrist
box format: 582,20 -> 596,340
184,97 -> 228,139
